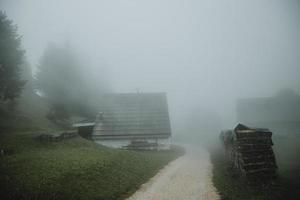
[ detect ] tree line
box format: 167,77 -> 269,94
0,11 -> 107,127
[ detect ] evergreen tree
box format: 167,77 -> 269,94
0,11 -> 25,101
36,42 -> 88,120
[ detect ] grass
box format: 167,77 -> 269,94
210,137 -> 300,200
0,132 -> 184,200
272,135 -> 300,200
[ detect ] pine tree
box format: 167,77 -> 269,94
36,42 -> 88,120
0,11 -> 25,101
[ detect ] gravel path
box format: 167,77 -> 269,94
127,145 -> 220,200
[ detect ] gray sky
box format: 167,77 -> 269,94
1,0 -> 300,135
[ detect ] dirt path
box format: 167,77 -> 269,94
127,145 -> 220,200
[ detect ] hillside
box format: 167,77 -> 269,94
0,132 -> 184,200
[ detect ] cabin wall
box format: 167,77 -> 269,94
94,138 -> 171,150
157,138 -> 171,150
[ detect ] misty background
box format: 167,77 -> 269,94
1,0 -> 300,141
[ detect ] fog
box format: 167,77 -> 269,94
2,0 -> 300,140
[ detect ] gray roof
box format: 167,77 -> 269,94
93,93 -> 171,139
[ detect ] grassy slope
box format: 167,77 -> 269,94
0,132 -> 184,200
210,137 -> 300,200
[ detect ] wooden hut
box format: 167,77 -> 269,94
75,93 -> 172,150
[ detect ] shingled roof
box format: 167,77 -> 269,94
93,93 -> 172,139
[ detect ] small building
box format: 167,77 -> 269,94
73,122 -> 95,139
236,90 -> 300,136
75,93 -> 172,150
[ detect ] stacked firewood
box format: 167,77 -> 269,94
221,124 -> 278,183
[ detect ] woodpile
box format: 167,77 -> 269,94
221,124 -> 278,183
124,140 -> 159,150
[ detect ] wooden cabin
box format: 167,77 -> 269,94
75,93 -> 172,150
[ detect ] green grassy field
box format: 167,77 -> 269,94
210,136 -> 300,200
0,132 -> 184,200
